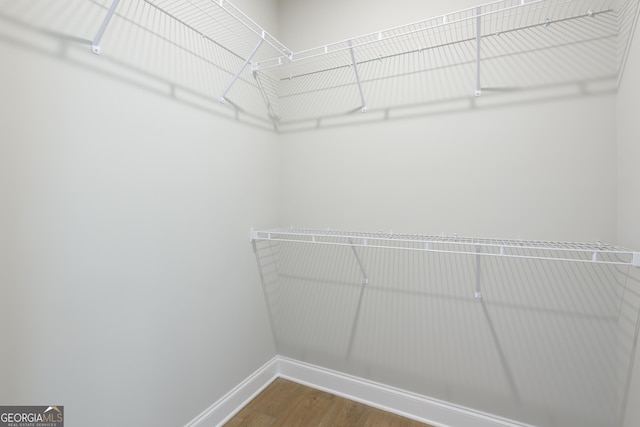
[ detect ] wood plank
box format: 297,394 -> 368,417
224,378 -> 434,427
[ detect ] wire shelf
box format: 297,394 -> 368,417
255,0 -> 616,73
251,228 -> 640,267
4,0 -> 633,125
141,0 -> 290,63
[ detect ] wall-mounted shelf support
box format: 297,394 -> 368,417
91,0 -> 120,55
475,245 -> 483,299
348,41 -> 368,113
475,7 -> 482,97
221,36 -> 265,103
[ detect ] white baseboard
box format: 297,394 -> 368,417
185,356 -> 279,427
276,356 -> 534,427
187,355 -> 534,427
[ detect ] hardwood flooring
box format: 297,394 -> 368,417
225,378 -> 434,427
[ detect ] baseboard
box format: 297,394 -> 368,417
186,355 -> 535,427
276,356 -> 534,427
185,356 -> 279,427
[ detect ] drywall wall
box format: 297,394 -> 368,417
618,4 -> 640,251
275,0 -> 621,426
617,2 -> 640,426
277,0 -> 483,52
278,0 -> 617,242
0,1 -> 632,426
278,97 -> 617,241
0,1 -> 279,425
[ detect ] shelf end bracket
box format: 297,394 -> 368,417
474,245 -> 483,299
348,41 -> 368,113
91,0 -> 121,55
475,7 -> 482,97
633,252 -> 640,268
221,38 -> 265,103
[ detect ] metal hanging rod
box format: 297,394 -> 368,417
251,228 -> 640,268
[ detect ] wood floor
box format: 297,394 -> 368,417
225,378 -> 434,427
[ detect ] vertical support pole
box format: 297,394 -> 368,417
221,37 -> 265,103
475,7 -> 482,97
475,245 -> 483,299
92,0 -> 121,55
348,41 -> 368,113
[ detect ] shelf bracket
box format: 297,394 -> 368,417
348,41 -> 368,113
475,7 -> 482,97
221,36 -> 265,104
634,253 -> 640,268
349,238 -> 369,285
475,245 -> 483,299
91,0 -> 121,55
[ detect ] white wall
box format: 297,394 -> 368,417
0,1 -> 280,425
275,1 -> 622,426
277,0 -> 482,51
278,0 -> 617,243
279,97 -> 617,241
617,3 -> 640,426
0,1 -> 634,426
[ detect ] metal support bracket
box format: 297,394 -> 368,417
221,37 -> 265,103
348,41 -> 368,113
633,252 -> 640,268
475,245 -> 483,299
92,0 -> 121,55
475,7 -> 482,97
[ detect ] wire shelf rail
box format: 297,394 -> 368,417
10,0 -> 632,125
251,228 -> 640,267
255,0 -> 615,72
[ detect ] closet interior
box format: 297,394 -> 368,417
2,1 -> 640,426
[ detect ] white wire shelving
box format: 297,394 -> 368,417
255,0 -> 616,72
251,228 -> 640,268
77,0 -> 633,126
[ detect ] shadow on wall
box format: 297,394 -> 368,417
0,0 -> 275,131
253,238 -> 640,427
0,0 -> 639,133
